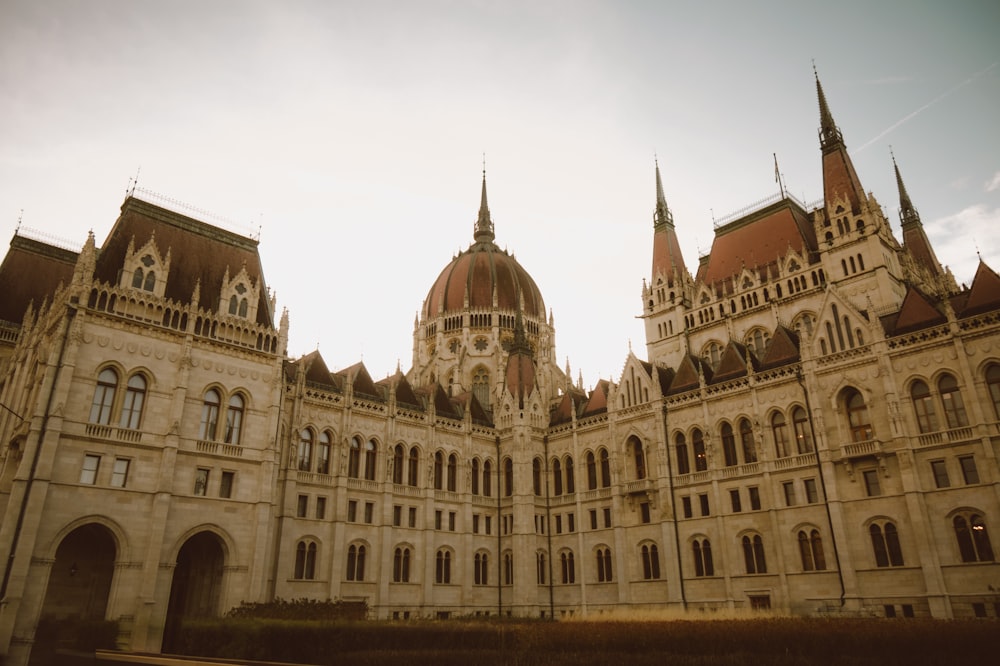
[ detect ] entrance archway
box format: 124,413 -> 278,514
162,531 -> 225,652
39,523 -> 117,620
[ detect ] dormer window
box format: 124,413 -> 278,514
121,240 -> 169,298
228,284 -> 249,317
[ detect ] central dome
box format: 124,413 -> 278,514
423,174 -> 545,320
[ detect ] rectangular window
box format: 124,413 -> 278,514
110,458 -> 130,488
435,510 -> 442,530
640,502 -> 651,523
729,489 -> 742,513
930,460 -> 950,488
783,481 -> 796,506
364,502 -> 374,524
862,469 -> 881,497
296,495 -> 308,517
803,478 -> 819,504
408,507 -> 417,528
194,467 -> 209,496
316,496 -> 327,520
682,496 -> 693,518
567,513 -> 575,532
393,505 -> 402,526
958,455 -> 980,485
748,486 -> 761,511
347,499 -> 357,522
473,514 -> 480,534
972,602 -> 986,618
219,470 -> 234,498
448,511 -> 456,531
80,454 -> 100,485
555,515 -> 563,534
603,507 -> 612,528
485,515 -> 492,535
901,604 -> 914,618
589,509 -> 598,529
698,493 -> 709,517
884,604 -> 897,618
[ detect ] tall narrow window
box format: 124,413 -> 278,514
537,552 -> 546,584
954,514 -> 994,563
792,407 -> 813,453
474,552 -> 489,585
599,449 -> 611,487
436,549 -> 451,584
194,468 -> 209,496
80,454 -> 100,485
472,367 -> 490,409
532,458 -> 542,496
471,458 -> 480,495
565,456 -> 575,493
675,433 -> 691,474
742,534 -> 767,574
721,423 -> 738,467
110,458 -> 130,488
90,368 -> 118,425
200,389 -> 221,441
298,429 -> 313,471
348,437 -> 361,478
392,445 -> 405,484
986,364 -> 1000,420
910,380 -> 938,433
799,529 -> 826,571
552,458 -> 563,495
631,437 -> 647,479
119,374 -> 146,429
586,451 -> 598,489
407,447 -> 419,486
693,538 -> 713,577
560,551 -> 575,584
596,548 -> 612,582
641,544 -> 661,579
482,460 -> 492,497
870,522 -> 904,567
845,389 -> 873,442
434,451 -> 444,490
347,544 -> 366,581
504,457 -> 514,496
504,552 -> 513,585
224,394 -> 244,444
143,269 -> 155,291
938,375 -> 969,428
316,431 -> 331,475
692,429 -> 707,471
772,412 -> 790,458
393,547 -> 411,582
364,439 -> 377,481
739,418 -> 757,463
447,453 -> 457,492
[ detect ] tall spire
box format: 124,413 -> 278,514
892,149 -> 920,228
893,149 -> 942,277
654,158 -> 674,230
474,164 -> 495,242
815,67 -> 843,151
814,67 -> 865,214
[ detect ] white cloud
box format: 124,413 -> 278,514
926,204 -> 1000,285
985,172 -> 1000,192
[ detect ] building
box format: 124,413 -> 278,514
0,74 -> 998,663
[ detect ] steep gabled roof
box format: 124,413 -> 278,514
759,325 -> 800,370
451,391 -> 492,426
550,388 -> 587,426
300,350 -> 340,390
711,341 -> 754,383
338,362 -> 383,400
883,287 -> 947,335
958,261 -> 1000,318
669,354 -> 709,394
580,380 -> 610,417
0,234 -> 77,325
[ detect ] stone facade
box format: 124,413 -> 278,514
0,76 -> 998,663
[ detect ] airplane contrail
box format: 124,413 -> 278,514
854,62 -> 997,154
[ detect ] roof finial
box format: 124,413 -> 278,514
474,156 -> 495,242
654,158 -> 673,229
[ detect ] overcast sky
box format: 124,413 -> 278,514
1,1 -> 998,387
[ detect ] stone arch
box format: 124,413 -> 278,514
162,529 -> 228,652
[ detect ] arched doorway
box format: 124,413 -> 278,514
31,523 -> 116,662
162,531 -> 225,653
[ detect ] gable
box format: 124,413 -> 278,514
959,261 -> 1000,317
889,288 -> 946,335
759,325 -> 800,369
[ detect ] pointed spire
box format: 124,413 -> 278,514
814,67 -> 865,215
815,66 -> 843,151
474,164 -> 495,242
892,148 -> 920,228
654,158 -> 674,229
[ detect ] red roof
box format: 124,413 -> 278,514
0,235 -> 77,325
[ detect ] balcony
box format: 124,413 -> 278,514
841,439 -> 880,459
774,452 -> 817,470
86,423 -> 143,445
623,478 -> 653,495
916,426 -> 975,447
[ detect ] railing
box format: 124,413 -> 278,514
916,426 -> 975,447
347,477 -> 379,492
842,439 -> 879,458
392,483 -> 423,497
86,423 -> 143,445
581,487 -> 613,501
774,452 -> 817,470
623,478 -> 652,494
197,440 -> 243,457
721,462 -> 760,478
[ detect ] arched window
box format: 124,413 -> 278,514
229,295 -> 238,315
954,513 -> 994,563
845,389 -> 873,442
641,544 -> 661,579
739,419 -> 757,463
90,368 -> 119,425
143,270 -> 156,292
348,437 -> 361,478
294,540 -> 317,580
346,544 -> 366,581
675,433 -> 690,474
537,551 -> 547,584
407,447 -> 419,486
986,364 -> 1000,420
565,456 -> 575,493
596,547 -> 613,582
693,538 -> 713,577
504,552 -> 514,585
692,429 -> 707,471
560,551 -> 575,584
224,393 -> 244,444
938,375 -> 969,429
911,380 -> 938,433
532,458 -> 542,496
599,448 -> 611,488
471,459 -> 480,495
392,445 -> 405,484
472,367 -> 490,409
317,431 -> 331,475
798,529 -> 826,571
433,451 -> 444,490
120,373 -> 146,430
721,422 -> 737,467
132,267 -> 144,289
436,549 -> 451,584
742,534 -> 767,574
199,388 -> 221,440
447,453 -> 458,492
869,522 -> 904,567
474,552 -> 489,585
772,412 -> 790,458
482,460 -> 492,497
552,458 -> 563,496
393,547 -> 411,582
238,298 -> 248,317
298,429 -> 313,471
792,406 -> 813,453
503,457 -> 514,496
630,436 -> 647,479
364,439 -> 377,480
586,451 -> 598,489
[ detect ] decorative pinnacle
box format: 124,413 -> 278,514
654,158 -> 673,229
474,160 -> 495,242
892,147 -> 921,227
815,66 -> 843,150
